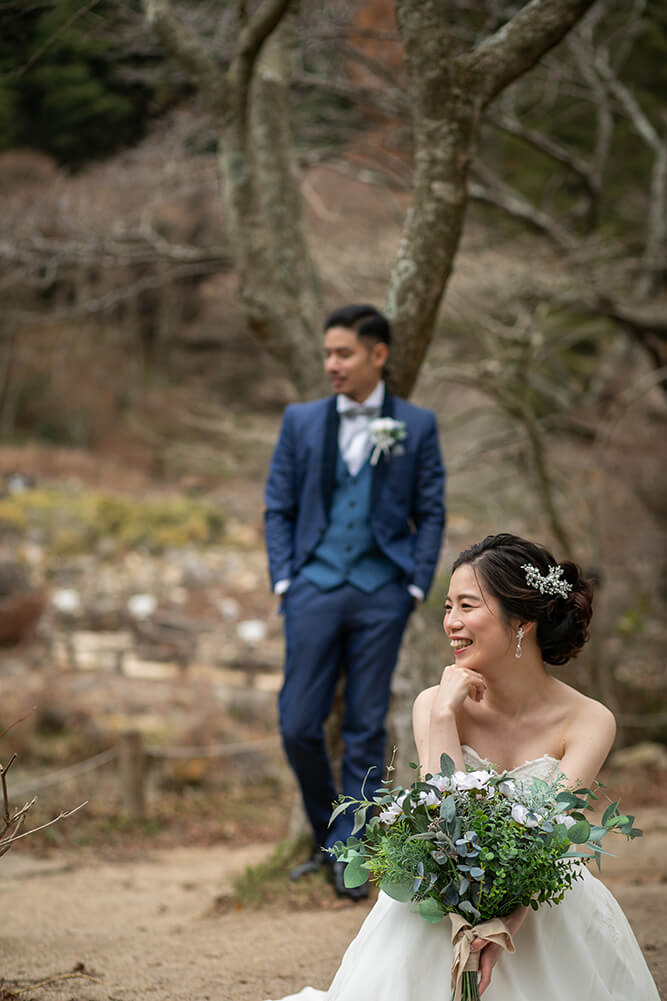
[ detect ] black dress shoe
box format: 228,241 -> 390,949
332,860 -> 369,901
289,849 -> 329,881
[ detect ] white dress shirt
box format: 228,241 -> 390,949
337,381 -> 385,476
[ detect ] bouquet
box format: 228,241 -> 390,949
330,753 -> 641,1001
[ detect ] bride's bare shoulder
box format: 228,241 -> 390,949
555,679 -> 616,733
412,685 -> 439,724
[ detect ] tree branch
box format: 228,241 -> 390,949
228,0 -> 293,131
592,50 -> 666,295
237,0 -> 292,63
141,0 -> 220,99
469,0 -> 597,106
486,108 -> 596,203
470,164 -> 577,250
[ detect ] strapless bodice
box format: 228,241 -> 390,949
462,744 -> 561,781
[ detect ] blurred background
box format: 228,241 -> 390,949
0,0 -> 665,860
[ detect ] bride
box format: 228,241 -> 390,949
265,533 -> 660,1000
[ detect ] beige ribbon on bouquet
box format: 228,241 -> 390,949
449,914 -> 515,1001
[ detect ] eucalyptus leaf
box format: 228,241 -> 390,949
343,859 -> 370,888
418,898 -> 445,923
574,786 -> 598,800
380,879 -> 415,903
441,882 -> 459,907
328,800 -> 352,826
555,791 -> 578,809
566,820 -> 591,844
602,800 -> 620,826
582,843 -> 615,857
440,796 -> 457,823
459,900 -> 480,920
351,806 -> 369,836
605,815 -> 630,829
440,753 -> 456,777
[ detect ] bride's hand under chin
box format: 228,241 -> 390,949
433,664 -> 486,717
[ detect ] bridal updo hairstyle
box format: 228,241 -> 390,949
452,533 -> 593,666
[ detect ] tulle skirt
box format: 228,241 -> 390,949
264,869 -> 659,1001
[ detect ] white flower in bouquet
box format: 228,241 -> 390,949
554,812 -> 577,829
511,802 -> 542,827
429,773 -> 452,793
453,769 -> 495,794
379,792 -> 408,825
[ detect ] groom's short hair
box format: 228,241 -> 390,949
324,304 -> 391,346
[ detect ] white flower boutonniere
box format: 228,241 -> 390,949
369,417 -> 407,466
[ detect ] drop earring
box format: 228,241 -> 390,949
515,626 -> 524,660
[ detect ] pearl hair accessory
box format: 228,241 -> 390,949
521,563 -> 573,599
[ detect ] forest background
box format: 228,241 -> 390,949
0,1 -> 665,997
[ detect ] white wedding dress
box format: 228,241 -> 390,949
265,747 -> 660,1001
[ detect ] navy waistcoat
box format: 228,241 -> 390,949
301,453 -> 399,593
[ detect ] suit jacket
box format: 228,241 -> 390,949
264,391 -> 445,598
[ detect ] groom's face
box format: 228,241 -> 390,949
324,326 -> 388,402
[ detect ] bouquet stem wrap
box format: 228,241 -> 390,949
449,914 -> 515,1001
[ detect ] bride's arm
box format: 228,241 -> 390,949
557,698 -> 616,789
412,665 -> 486,776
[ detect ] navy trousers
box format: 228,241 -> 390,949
279,576 -> 413,851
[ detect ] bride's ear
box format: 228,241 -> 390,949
512,619 -> 536,637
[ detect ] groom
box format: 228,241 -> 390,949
264,304 -> 445,896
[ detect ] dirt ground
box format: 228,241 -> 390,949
1,808 -> 665,1001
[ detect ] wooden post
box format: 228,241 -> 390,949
119,730 -> 145,821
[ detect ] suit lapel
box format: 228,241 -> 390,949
321,396 -> 339,516
371,390 -> 395,508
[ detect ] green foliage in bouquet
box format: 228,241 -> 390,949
330,752 -> 642,926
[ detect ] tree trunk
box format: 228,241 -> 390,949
144,0 -> 597,399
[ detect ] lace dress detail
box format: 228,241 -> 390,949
461,744 -> 561,782
264,747 -> 660,1001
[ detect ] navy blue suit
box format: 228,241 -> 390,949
265,391 -> 445,849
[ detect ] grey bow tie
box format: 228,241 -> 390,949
340,405 -> 380,419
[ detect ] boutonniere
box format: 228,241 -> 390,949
369,418 -> 407,466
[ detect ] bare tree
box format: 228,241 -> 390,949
0,751 -> 85,860
141,0 -> 597,398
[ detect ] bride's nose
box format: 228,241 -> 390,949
443,608 -> 460,633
